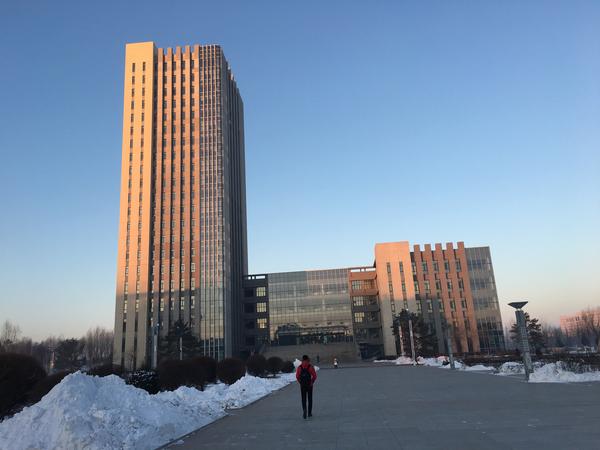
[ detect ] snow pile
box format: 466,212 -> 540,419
464,364 -> 495,372
440,360 -> 465,370
374,356 -> 415,365
491,361 -> 600,382
529,362 -> 600,383
416,356 -> 447,367
215,372 -> 294,409
0,371 -> 295,450
417,356 -> 465,369
497,361 -> 525,376
373,354 -> 600,383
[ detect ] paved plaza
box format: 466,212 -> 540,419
167,364 -> 600,450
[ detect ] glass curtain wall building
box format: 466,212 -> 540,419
267,269 -> 353,347
465,247 -> 505,353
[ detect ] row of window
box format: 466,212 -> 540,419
243,302 -> 267,314
353,311 -> 379,323
350,279 -> 375,291
411,259 -> 462,273
351,295 -> 377,307
245,318 -> 268,330
243,286 -> 267,297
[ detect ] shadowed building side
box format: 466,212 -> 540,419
466,247 -> 505,353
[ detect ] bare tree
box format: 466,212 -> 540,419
580,309 -> 600,352
9,337 -> 33,355
541,323 -> 566,350
0,320 -> 21,350
504,323 -> 516,350
54,338 -> 84,370
83,327 -> 114,367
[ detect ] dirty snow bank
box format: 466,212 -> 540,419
374,356 -> 415,365
403,356 -> 600,379
497,361 -> 525,376
528,362 -> 600,383
464,364 -> 496,372
373,356 -> 600,383
0,371 -> 295,450
417,356 -> 465,369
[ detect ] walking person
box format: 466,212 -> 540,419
296,354 -> 317,419
333,357 -> 339,369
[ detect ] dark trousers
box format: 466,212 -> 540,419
300,384 -> 313,414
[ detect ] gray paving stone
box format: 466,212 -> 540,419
163,364 -> 600,450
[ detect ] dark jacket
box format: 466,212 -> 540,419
296,361 -> 318,386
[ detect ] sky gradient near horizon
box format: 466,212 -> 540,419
0,1 -> 599,341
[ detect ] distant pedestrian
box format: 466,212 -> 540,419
296,354 -> 317,419
333,357 -> 339,369
316,355 -> 320,364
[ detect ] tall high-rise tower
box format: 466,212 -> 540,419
113,42 -> 247,369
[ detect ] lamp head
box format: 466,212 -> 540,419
508,301 -> 528,310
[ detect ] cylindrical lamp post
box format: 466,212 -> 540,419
508,301 -> 534,380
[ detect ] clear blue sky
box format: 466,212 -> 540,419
1,1 -> 598,340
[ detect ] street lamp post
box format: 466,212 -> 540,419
151,324 -> 160,370
508,301 -> 534,380
442,319 -> 456,370
408,318 -> 416,365
398,323 -> 405,357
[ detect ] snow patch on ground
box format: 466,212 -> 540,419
497,361 -> 525,376
464,364 -> 496,372
417,356 -> 465,369
416,356 -> 446,367
0,371 -> 295,450
374,356 -> 415,365
375,356 -> 600,383
529,362 -> 600,383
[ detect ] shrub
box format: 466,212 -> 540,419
0,353 -> 47,418
217,358 -> 246,385
186,359 -> 208,391
266,356 -> 283,376
127,370 -> 160,394
87,363 -> 123,377
281,360 -> 295,373
27,371 -> 71,404
157,359 -> 206,391
191,356 -> 217,383
246,354 -> 267,377
158,359 -> 187,391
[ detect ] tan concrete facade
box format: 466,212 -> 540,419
114,43 -> 156,369
373,242 -> 417,355
350,241 -> 484,357
411,242 -> 480,353
114,42 -> 247,369
365,242 -> 482,356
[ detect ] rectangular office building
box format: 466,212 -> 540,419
244,241 -> 505,360
113,42 -> 247,369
